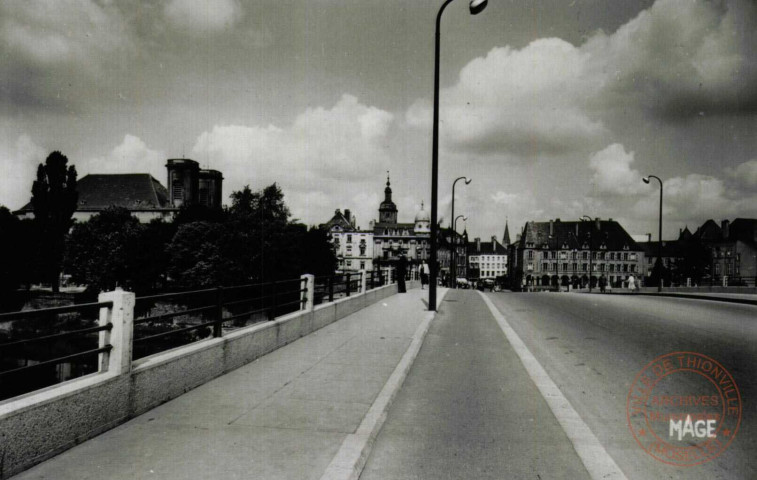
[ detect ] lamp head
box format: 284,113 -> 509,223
465,178 -> 472,185
470,0 -> 487,15
642,177 -> 650,184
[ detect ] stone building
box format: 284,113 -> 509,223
322,208 -> 374,273
468,236 -> 508,281
693,219 -> 757,285
509,218 -> 645,290
15,158 -> 222,223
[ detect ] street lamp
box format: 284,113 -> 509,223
643,175 -> 663,292
580,215 -> 593,292
430,0 -> 487,311
450,177 -> 471,288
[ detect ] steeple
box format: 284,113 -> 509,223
503,219 -> 511,246
378,171 -> 398,224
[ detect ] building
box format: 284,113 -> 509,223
693,219 -> 757,285
14,158 -> 223,223
322,208 -> 374,273
370,175 -> 431,266
468,236 -> 508,281
509,218 -> 645,290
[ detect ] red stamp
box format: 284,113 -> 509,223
626,352 -> 742,466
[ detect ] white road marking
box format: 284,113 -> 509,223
320,289 -> 448,480
479,292 -> 628,480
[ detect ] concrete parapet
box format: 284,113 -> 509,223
0,281 -> 400,479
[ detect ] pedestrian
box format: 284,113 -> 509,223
599,274 -> 607,293
420,260 -> 430,290
627,274 -> 636,292
397,255 -> 407,293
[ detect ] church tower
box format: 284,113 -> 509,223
378,173 -> 398,224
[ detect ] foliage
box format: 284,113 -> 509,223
64,207 -> 144,292
31,151 -> 78,292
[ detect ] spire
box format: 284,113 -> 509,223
384,171 -> 392,201
503,219 -> 511,246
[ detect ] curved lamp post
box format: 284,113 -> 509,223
643,175 -> 663,292
450,177 -> 471,288
430,0 -> 487,310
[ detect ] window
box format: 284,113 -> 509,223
563,263 -> 568,271
582,252 -> 588,260
543,263 -> 549,271
623,253 -> 629,261
360,261 -> 365,270
623,264 -> 628,272
527,251 -> 534,260
572,252 -> 577,260
609,264 -> 614,272
347,235 -> 352,243
715,263 -> 721,274
630,265 -> 636,273
572,262 -> 578,271
551,251 -> 556,260
582,263 -> 588,272
609,252 -> 615,260
630,253 -> 637,261
346,260 -> 352,267
599,264 -> 605,272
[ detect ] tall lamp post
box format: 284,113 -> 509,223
643,175 -> 663,292
429,0 -> 488,311
450,177 -> 471,288
580,215 -> 593,292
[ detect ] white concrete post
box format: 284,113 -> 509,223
98,288 -> 135,375
301,274 -> 315,312
360,270 -> 367,294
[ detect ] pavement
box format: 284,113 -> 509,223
11,287 -> 444,480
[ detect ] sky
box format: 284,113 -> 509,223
1,0 -> 756,241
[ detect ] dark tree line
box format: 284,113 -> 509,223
62,183 -> 335,294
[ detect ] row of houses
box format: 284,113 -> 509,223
324,176 -> 757,289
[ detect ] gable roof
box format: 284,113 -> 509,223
519,219 -> 642,251
15,174 -> 174,213
468,240 -> 507,255
322,209 -> 356,232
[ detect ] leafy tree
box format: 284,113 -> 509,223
64,207 -> 144,293
128,218 -> 176,293
166,221 -> 234,288
31,151 -> 78,292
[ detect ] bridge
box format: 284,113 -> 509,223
2,284 -> 756,479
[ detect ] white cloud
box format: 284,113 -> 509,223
0,0 -> 133,68
407,0 -> 757,158
588,144 -> 647,196
192,94 -> 395,226
726,160 -> 757,188
0,134 -> 47,210
80,135 -> 166,181
165,0 -> 243,33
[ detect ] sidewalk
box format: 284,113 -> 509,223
11,287 -> 442,480
600,290 -> 757,306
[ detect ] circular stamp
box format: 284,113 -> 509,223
626,352 -> 741,466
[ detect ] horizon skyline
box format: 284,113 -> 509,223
1,0 -> 756,240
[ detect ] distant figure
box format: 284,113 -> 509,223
397,255 -> 407,293
599,274 -> 607,293
420,260 -> 430,290
627,274 -> 636,292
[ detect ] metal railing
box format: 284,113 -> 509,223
0,270 -> 397,401
0,301 -> 114,401
132,278 -> 308,360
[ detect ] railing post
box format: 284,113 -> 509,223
346,273 -> 351,297
98,288 -> 135,376
360,270 -> 367,294
301,274 -> 314,312
328,276 -> 334,302
214,287 -> 224,337
270,281 -> 278,320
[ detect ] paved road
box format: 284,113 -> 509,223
361,289 -> 590,479
362,290 -> 755,479
487,291 -> 756,479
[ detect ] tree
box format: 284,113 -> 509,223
64,207 -> 144,293
31,151 -> 78,292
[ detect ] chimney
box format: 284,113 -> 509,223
549,220 -> 554,236
492,235 -> 497,246
595,217 -> 601,231
475,237 -> 481,252
344,209 -> 351,221
721,219 -> 730,239
575,223 -> 579,236
516,233 -> 521,242
647,233 -> 652,243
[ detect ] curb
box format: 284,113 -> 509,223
319,289 -> 447,480
606,292 -> 757,306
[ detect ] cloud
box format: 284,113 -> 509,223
726,160 -> 757,188
79,135 -> 166,181
0,0 -> 135,110
588,144 -> 647,196
0,134 -> 47,210
164,0 -> 243,33
407,0 -> 757,158
192,94 -> 395,225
